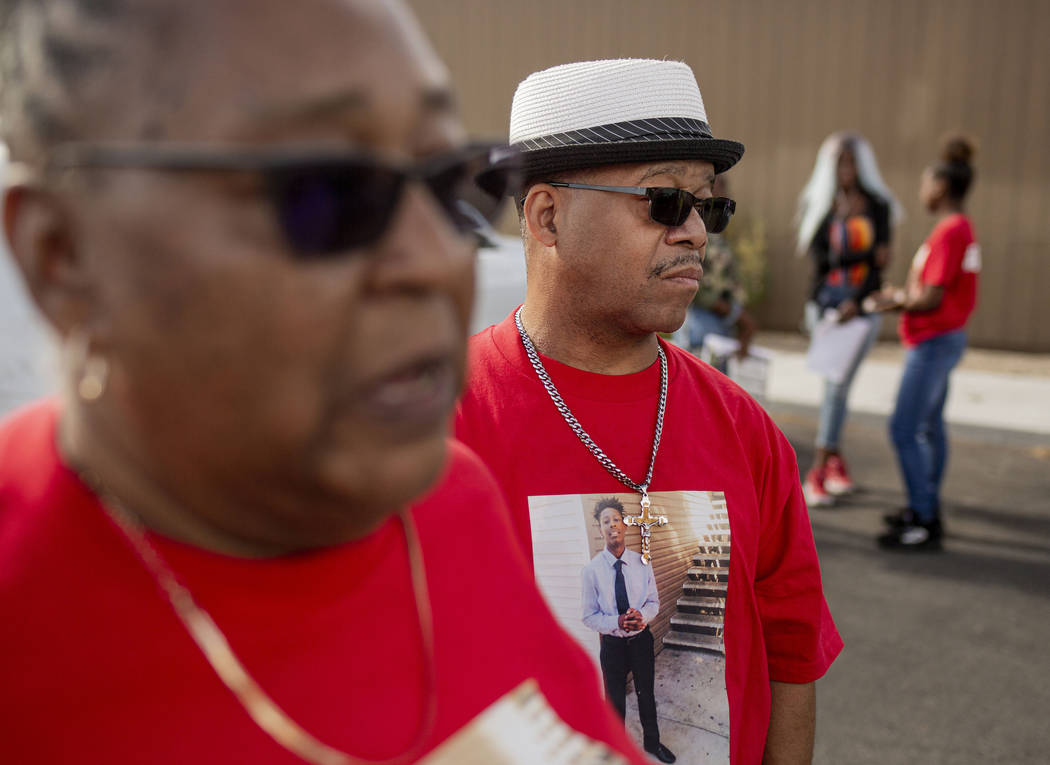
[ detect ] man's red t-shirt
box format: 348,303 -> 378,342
0,400 -> 648,764
900,213 -> 980,346
455,314 -> 844,765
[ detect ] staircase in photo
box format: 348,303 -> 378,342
663,514 -> 729,654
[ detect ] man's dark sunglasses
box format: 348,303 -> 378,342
545,182 -> 736,233
49,142 -> 518,257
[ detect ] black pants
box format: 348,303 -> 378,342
599,627 -> 660,748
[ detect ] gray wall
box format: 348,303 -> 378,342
410,0 -> 1050,351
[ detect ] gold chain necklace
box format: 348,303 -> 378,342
81,470 -> 437,765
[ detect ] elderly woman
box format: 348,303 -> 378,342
0,1 -> 646,763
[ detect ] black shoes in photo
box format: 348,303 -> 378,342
644,742 -> 676,763
642,742 -> 676,759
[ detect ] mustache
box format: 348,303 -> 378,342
649,252 -> 703,278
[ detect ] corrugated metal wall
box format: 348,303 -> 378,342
410,0 -> 1050,351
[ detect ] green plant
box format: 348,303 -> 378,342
725,214 -> 768,309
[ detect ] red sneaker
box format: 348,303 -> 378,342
803,468 -> 834,507
824,455 -> 855,495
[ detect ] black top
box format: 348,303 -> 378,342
809,191 -> 890,313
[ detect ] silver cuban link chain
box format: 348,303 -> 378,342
513,305 -> 667,498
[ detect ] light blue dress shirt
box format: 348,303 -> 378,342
581,547 -> 660,637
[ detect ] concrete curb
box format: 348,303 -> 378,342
755,332 -> 1050,437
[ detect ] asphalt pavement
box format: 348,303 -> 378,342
767,398 -> 1050,765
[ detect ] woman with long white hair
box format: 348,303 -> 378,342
795,132 -> 903,507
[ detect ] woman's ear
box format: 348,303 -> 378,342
932,176 -> 950,205
4,183 -> 92,338
522,184 -> 560,247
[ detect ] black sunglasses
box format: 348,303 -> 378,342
49,142 -> 518,257
545,182 -> 736,233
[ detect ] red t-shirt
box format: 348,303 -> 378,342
900,213 -> 980,346
0,400 -> 648,764
455,314 -> 843,765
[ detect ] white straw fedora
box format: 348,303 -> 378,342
491,58 -> 744,187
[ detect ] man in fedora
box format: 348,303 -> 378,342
457,59 -> 842,764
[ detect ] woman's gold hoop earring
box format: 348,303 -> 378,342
69,331 -> 110,402
77,354 -> 110,401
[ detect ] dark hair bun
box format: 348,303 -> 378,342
941,135 -> 976,165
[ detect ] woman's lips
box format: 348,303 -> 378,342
359,355 -> 458,433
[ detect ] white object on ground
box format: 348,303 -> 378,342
700,334 -> 774,402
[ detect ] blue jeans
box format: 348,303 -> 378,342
814,313 -> 882,450
888,330 -> 967,521
686,305 -> 740,350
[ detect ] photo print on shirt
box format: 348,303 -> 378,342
529,490 -> 731,763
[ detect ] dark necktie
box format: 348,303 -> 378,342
614,559 -> 629,615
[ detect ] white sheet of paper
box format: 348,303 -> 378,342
806,314 -> 872,384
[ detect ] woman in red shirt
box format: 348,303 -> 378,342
0,2 -> 648,762
865,137 -> 980,550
